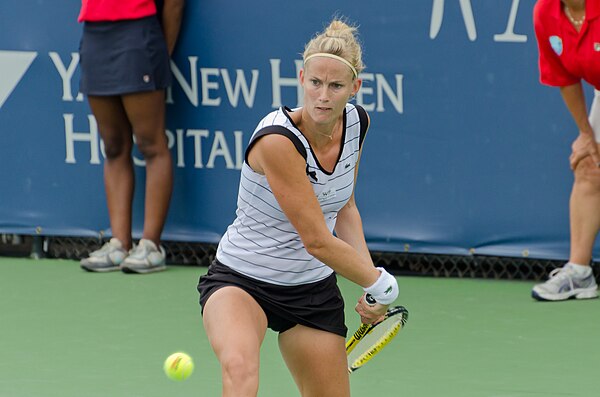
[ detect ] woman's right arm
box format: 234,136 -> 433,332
248,134 -> 392,322
559,83 -> 600,169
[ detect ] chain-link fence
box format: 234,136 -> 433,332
2,234 -> 599,283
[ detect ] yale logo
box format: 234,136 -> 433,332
0,50 -> 37,109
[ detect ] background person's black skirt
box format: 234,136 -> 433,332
79,15 -> 171,96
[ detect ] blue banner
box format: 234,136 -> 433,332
0,0 -> 594,261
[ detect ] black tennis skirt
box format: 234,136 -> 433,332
79,15 -> 171,95
198,260 -> 348,337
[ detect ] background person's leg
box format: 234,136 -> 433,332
122,90 -> 172,246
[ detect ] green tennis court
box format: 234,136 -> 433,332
1,257 -> 599,397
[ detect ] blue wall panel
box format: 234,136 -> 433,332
0,1 -> 594,261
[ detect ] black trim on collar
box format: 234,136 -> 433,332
355,104 -> 369,148
244,125 -> 307,165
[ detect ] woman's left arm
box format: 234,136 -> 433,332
334,112 -> 392,321
336,189 -> 389,324
335,193 -> 372,266
336,109 -> 371,262
161,0 -> 185,55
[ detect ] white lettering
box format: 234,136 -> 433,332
430,0 -> 477,41
207,131 -> 235,169
200,68 -> 221,106
49,52 -> 84,102
376,74 -> 403,113
64,114 -> 101,164
187,129 -> 210,168
234,130 -> 244,169
494,0 -> 527,43
270,59 -> 303,108
169,57 -> 199,106
220,68 -> 259,108
65,120 -> 245,170
175,129 -> 185,167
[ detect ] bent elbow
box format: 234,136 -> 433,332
303,235 -> 330,259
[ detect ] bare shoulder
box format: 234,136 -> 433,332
248,133 -> 304,175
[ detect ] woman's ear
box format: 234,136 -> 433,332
352,78 -> 362,97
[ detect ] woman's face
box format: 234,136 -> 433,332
300,57 -> 361,125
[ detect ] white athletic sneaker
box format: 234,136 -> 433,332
120,239 -> 167,274
532,264 -> 598,301
80,238 -> 128,272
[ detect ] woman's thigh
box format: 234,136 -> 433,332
203,286 -> 268,364
278,324 -> 350,397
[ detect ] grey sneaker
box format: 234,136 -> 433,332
532,264 -> 598,301
120,239 -> 166,274
80,238 -> 128,272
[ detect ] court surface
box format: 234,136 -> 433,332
1,257 -> 599,397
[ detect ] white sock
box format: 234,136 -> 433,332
566,262 -> 592,277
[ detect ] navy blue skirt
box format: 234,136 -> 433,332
79,16 -> 171,95
198,260 -> 348,337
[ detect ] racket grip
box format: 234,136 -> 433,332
365,293 -> 377,306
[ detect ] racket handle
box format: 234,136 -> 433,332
365,293 -> 377,306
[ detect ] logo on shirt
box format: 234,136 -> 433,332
317,187 -> 337,202
549,36 -> 563,56
595,43 -> 600,52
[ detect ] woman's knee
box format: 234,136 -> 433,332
102,136 -> 132,160
574,157 -> 600,192
135,133 -> 169,160
220,351 -> 259,382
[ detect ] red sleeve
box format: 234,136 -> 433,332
533,1 -> 579,87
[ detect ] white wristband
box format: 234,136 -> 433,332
363,267 -> 399,305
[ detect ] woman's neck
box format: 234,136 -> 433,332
298,110 -> 341,148
563,0 -> 585,12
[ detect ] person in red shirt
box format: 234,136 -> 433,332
532,0 -> 600,300
78,0 -> 185,274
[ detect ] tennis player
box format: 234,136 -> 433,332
532,0 -> 599,301
197,19 -> 399,396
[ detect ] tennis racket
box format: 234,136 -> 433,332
346,305 -> 409,373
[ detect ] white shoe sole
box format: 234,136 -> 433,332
532,287 -> 599,301
80,264 -> 121,272
120,264 -> 167,274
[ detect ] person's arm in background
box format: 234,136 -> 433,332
532,3 -> 598,169
160,0 -> 185,55
560,83 -> 600,170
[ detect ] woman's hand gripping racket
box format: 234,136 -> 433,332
346,302 -> 409,373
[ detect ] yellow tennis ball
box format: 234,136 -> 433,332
163,352 -> 194,381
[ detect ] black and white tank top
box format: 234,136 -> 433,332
216,103 -> 369,286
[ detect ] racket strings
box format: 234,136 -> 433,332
347,319 -> 402,370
